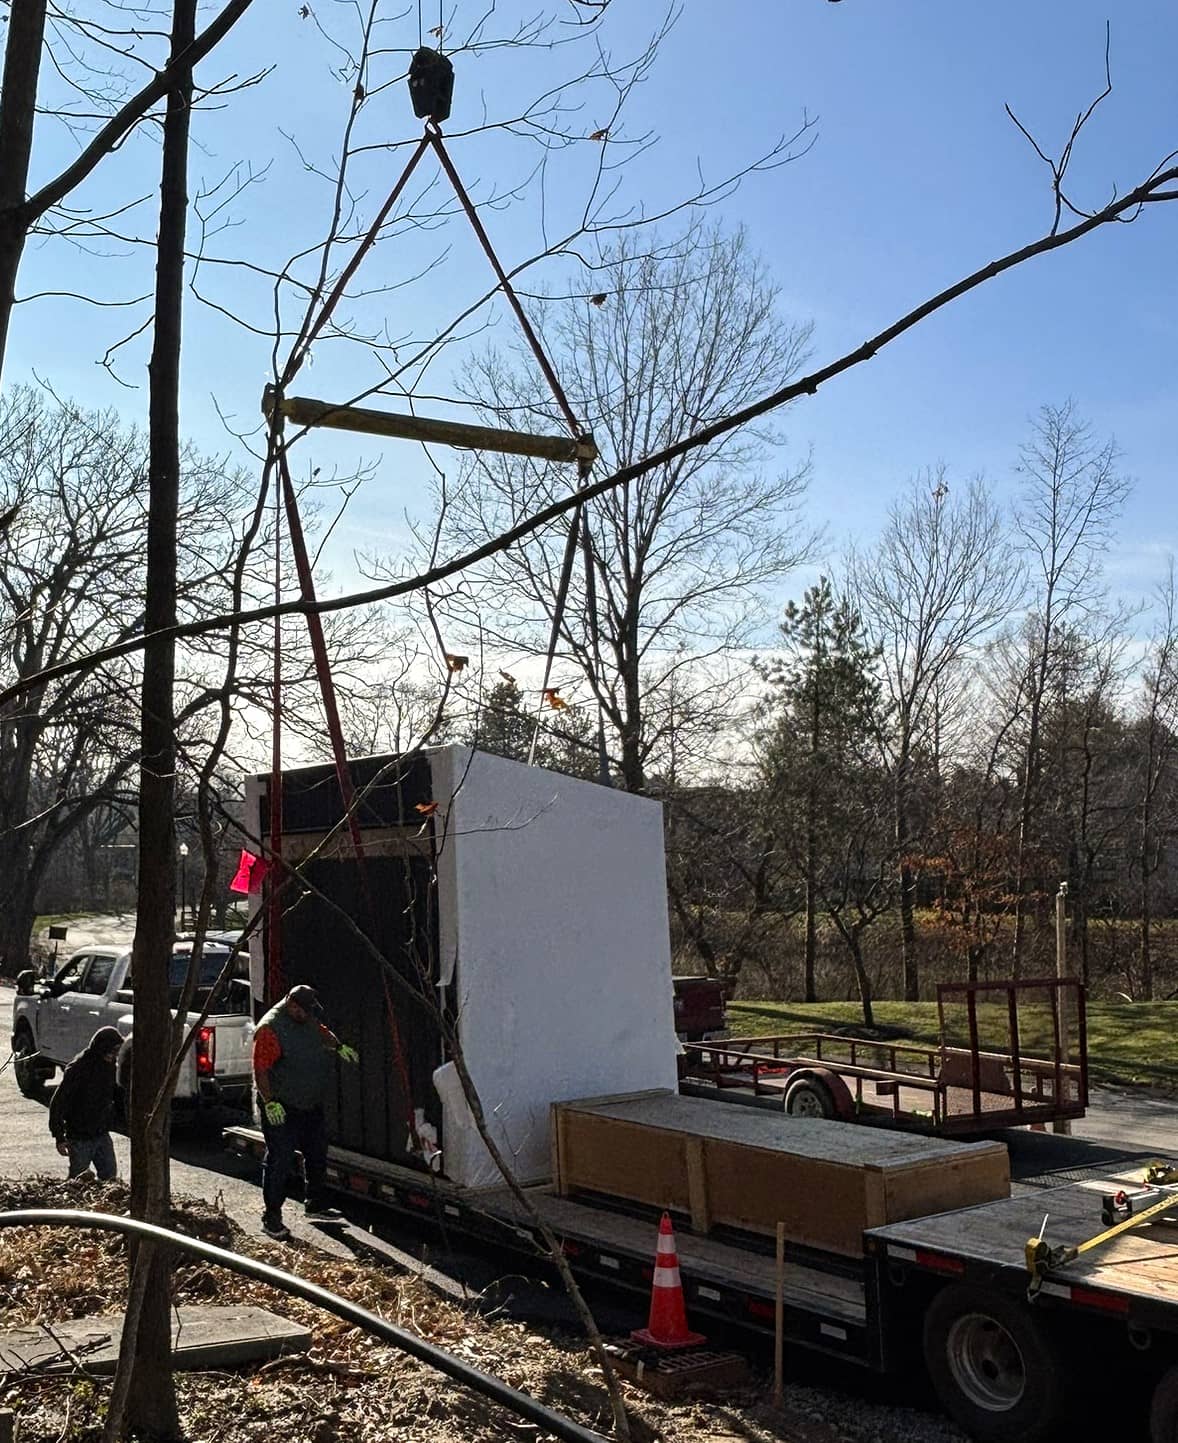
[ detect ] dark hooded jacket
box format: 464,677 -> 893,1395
47,1027 -> 123,1142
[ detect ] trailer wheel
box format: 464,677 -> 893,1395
1150,1363 -> 1178,1442
13,1025 -> 52,1098
783,1074 -> 836,1119
923,1284 -> 1068,1443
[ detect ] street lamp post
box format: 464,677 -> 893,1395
179,843 -> 189,931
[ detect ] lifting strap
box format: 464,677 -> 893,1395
275,440 -> 422,1152
266,105 -> 605,1154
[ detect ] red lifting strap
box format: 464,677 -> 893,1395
274,443 -> 422,1154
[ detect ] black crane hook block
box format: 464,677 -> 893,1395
409,47 -> 454,123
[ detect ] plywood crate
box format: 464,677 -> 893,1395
552,1091 -> 1010,1258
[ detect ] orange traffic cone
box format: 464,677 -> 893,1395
631,1212 -> 706,1350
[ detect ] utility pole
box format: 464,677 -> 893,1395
1053,881 -> 1071,1137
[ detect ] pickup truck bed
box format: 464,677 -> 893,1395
12,942 -> 252,1109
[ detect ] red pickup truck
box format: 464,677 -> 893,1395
671,975 -> 727,1041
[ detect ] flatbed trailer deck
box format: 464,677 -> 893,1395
875,1178 -> 1178,1309
225,1122 -> 1178,1442
224,1125 -> 873,1362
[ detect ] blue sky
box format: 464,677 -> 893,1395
8,0 -> 1177,614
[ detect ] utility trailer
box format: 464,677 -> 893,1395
680,978 -> 1088,1136
232,748 -> 1178,1441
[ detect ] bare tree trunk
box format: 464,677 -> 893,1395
802,852 -> 817,1001
845,930 -> 874,1029
1140,804 -> 1153,1002
105,0 -> 193,1434
0,0 -> 46,379
894,751 -> 919,1001
1012,634 -> 1051,979
619,612 -> 644,793
0,862 -> 37,977
803,680 -> 819,1003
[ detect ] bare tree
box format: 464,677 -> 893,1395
0,387 -> 243,974
1040,622 -> 1129,988
0,0 -> 257,380
1008,402 -> 1130,972
851,473 -> 1018,999
1134,562 -> 1178,999
437,223 -> 815,791
104,0 -> 195,1429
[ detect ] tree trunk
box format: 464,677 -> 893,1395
105,0 -> 193,1433
802,673 -> 819,1003
1073,884 -> 1090,990
894,753 -> 918,1000
846,930 -> 874,1029
619,689 -> 644,791
1013,646 -> 1049,978
1140,805 -> 1153,1003
803,792 -> 817,1003
0,0 -> 47,380
1011,790 -> 1031,977
0,860 -> 36,978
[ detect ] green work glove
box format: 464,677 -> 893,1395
337,1044 -> 359,1065
264,1100 -> 286,1126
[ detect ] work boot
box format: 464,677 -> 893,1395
262,1211 -> 291,1241
304,1200 -> 343,1221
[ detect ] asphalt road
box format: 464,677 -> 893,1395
0,983 -> 639,1331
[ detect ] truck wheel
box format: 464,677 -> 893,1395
1150,1363 -> 1178,1441
783,1074 -> 836,1119
923,1284 -> 1068,1443
13,1026 -> 51,1098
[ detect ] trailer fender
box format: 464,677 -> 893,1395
781,1067 -> 855,1121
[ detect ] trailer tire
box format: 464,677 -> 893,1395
783,1068 -> 854,1120
1150,1363 -> 1178,1442
923,1284 -> 1068,1443
13,1024 -> 52,1098
783,1074 -> 836,1119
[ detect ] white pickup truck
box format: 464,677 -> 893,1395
11,942 -> 253,1113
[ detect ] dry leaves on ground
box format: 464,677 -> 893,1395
0,1177 -> 831,1443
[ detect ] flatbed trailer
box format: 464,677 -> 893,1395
225,1122 -> 1178,1442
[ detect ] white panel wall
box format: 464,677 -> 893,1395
430,746 -> 680,1187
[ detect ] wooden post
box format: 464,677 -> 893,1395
685,1136 -> 711,1233
773,1221 -> 785,1409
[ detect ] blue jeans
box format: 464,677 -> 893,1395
260,1103 -> 328,1216
67,1133 -> 117,1181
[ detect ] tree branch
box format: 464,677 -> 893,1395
1,158 -> 1176,707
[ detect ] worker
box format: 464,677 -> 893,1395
48,1026 -> 124,1182
252,984 -> 359,1240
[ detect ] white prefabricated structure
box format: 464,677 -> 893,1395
245,746 -> 679,1187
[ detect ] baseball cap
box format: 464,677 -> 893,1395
286,984 -> 325,1019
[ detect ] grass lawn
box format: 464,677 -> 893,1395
730,999 -> 1178,1089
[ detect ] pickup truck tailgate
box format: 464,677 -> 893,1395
209,1016 -> 252,1078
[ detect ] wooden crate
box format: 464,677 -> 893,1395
552,1091 -> 1010,1258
